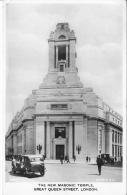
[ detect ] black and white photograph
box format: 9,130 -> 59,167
1,0 -> 126,195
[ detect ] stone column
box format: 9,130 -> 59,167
69,121 -> 72,159
105,127 -> 112,156
102,126 -> 105,153
46,121 -> 50,159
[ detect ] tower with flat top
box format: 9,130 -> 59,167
48,23 -> 76,72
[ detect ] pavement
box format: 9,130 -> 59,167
5,160 -> 122,182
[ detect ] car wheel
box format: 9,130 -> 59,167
24,168 -> 28,175
40,169 -> 45,176
12,168 -> 16,174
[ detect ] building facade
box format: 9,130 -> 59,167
6,23 -> 123,162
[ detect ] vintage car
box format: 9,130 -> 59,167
12,155 -> 46,176
101,153 -> 114,164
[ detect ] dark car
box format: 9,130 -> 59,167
12,155 -> 46,176
101,154 -> 114,164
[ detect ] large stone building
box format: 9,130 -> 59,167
6,23 -> 123,162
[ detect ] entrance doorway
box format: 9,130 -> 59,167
56,145 -> 64,159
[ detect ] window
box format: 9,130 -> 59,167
112,144 -> 114,157
58,45 -> 66,60
118,146 -> 119,157
115,132 -> 117,143
118,133 -> 119,143
51,104 -> 68,110
60,65 -> 64,72
59,35 -> 66,39
115,145 -> 117,156
112,130 -> 114,142
55,127 -> 66,138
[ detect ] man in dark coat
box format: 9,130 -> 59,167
60,155 -> 64,164
96,155 -> 103,175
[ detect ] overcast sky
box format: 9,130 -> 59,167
6,2 -> 124,129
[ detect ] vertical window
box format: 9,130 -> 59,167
118,146 -> 119,157
68,45 -> 70,67
112,130 -> 114,142
120,134 -> 122,144
112,144 -> 114,157
54,46 -> 56,68
60,65 -> 64,72
115,132 -> 117,143
115,145 -> 117,156
55,127 -> 66,138
58,45 -> 66,60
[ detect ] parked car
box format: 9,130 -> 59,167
12,155 -> 46,176
101,154 -> 114,164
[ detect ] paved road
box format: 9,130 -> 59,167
5,161 -> 122,182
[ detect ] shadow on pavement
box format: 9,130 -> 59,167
9,171 -> 42,178
88,173 -> 99,176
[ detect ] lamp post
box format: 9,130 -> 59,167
37,144 -> 42,154
76,144 -> 81,154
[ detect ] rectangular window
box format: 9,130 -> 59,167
58,45 -> 66,61
115,145 -> 117,156
54,46 -> 56,68
118,146 -> 119,157
115,132 -> 117,143
112,130 -> 114,142
51,104 -> 68,110
60,65 -> 64,72
112,144 -> 114,157
118,133 -> 119,143
55,127 -> 66,138
68,45 -> 70,67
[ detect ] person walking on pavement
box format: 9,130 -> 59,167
96,155 -> 103,175
60,155 -> 63,164
67,156 -> 70,163
73,155 -> 76,162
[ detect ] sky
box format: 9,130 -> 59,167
6,2 -> 124,129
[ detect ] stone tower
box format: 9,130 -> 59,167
40,23 -> 83,88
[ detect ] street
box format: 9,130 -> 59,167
5,161 -> 122,182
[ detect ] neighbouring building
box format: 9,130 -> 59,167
5,23 -> 123,162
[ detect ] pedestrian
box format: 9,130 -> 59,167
114,156 -> 117,162
64,155 -> 67,163
67,156 -> 70,163
96,155 -> 103,175
12,156 -> 16,169
86,156 -> 88,162
73,155 -> 76,162
60,155 -> 63,164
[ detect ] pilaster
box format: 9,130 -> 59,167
46,121 -> 51,159
69,121 -> 72,158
